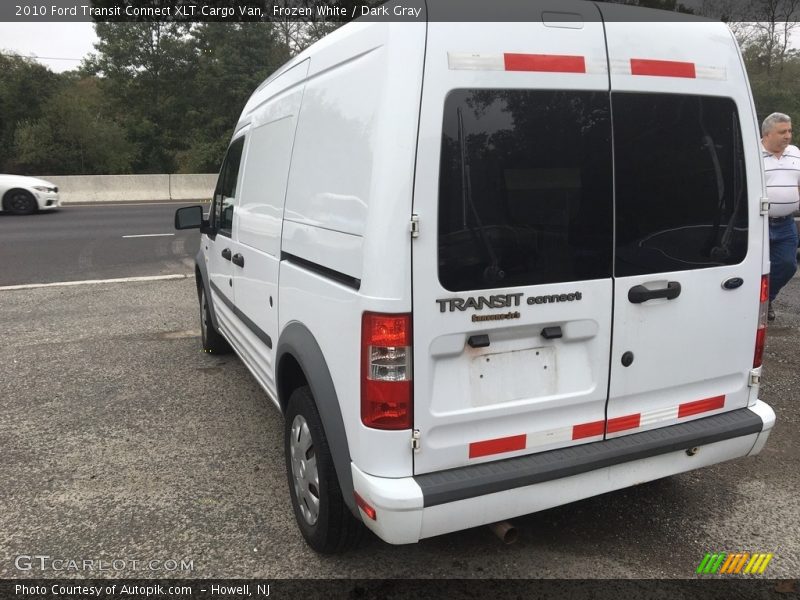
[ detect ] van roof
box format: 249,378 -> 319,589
249,0 -> 717,113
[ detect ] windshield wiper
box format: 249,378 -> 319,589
457,107 -> 505,285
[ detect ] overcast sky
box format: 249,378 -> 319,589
0,22 -> 98,72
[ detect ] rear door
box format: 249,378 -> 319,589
412,2 -> 614,475
601,14 -> 764,437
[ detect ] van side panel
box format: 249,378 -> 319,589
280,22 -> 426,478
282,26 -> 382,266
231,60 -> 309,399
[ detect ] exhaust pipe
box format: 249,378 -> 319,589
488,521 -> 518,544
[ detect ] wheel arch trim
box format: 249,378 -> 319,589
277,322 -> 356,515
195,250 -> 222,332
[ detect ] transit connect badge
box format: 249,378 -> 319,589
436,291 -> 583,316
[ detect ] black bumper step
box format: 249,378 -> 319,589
414,408 -> 764,507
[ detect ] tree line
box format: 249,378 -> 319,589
1,22 -> 298,175
1,1 -> 799,176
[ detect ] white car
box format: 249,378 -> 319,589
0,174 -> 61,214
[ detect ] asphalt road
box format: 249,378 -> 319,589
0,266 -> 798,580
0,203 -> 201,287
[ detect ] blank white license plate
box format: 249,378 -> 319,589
469,347 -> 556,407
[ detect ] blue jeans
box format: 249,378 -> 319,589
769,217 -> 799,302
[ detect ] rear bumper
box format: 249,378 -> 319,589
351,401 -> 775,545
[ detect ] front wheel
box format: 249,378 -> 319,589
4,190 -> 38,215
285,386 -> 363,553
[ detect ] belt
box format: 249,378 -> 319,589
769,215 -> 793,223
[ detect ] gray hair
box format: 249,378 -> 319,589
762,112 -> 792,136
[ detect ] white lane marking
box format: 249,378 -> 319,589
0,274 -> 191,291
122,233 -> 175,238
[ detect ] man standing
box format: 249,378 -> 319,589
761,112 -> 800,320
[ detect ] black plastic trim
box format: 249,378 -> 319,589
277,323 -> 356,516
209,280 -> 273,349
281,252 -> 361,291
414,408 -> 764,508
195,251 -> 221,332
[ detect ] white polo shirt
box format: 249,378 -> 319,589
762,143 -> 800,218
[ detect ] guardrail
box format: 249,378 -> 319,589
38,174 -> 217,204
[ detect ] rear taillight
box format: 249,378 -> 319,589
753,275 -> 769,368
361,312 -> 412,430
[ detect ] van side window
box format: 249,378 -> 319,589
437,90 -> 613,292
613,94 -> 748,276
212,136 -> 245,236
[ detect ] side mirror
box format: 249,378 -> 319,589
175,205 -> 206,230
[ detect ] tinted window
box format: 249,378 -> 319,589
212,136 -> 245,236
437,90 -> 613,292
613,94 -> 748,277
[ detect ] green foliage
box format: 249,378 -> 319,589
3,21 -> 291,175
737,24 -> 800,126
177,22 -> 290,172
0,54 -> 61,172
84,22 -> 199,173
13,77 -> 134,174
82,21 -> 290,174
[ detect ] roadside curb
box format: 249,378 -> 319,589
63,200 -> 210,206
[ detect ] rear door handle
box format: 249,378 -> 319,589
221,248 -> 232,261
232,253 -> 245,268
628,281 -> 681,304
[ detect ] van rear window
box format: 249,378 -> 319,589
437,90 -> 749,291
437,90 -> 614,292
612,94 -> 748,277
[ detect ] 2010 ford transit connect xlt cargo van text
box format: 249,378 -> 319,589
175,0 -> 775,553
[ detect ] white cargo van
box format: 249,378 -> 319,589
176,0 -> 775,553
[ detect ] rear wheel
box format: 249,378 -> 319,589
285,386 -> 363,553
199,286 -> 230,354
4,189 -> 37,215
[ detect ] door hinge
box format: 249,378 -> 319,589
411,429 -> 421,452
749,370 -> 761,387
760,198 -> 770,215
410,214 -> 420,238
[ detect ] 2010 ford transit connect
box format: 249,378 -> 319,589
175,0 -> 775,553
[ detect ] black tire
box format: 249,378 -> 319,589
4,189 -> 38,215
285,386 -> 364,553
199,286 -> 231,354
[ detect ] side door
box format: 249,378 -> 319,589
602,16 -> 764,437
205,136 -> 245,338
412,3 -> 615,475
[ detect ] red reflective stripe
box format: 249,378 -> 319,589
572,420 -> 605,440
469,434 -> 527,459
504,53 -> 586,73
607,413 -> 641,433
630,58 -> 696,78
678,395 -> 725,418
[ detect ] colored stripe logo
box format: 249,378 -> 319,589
696,552 -> 774,575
